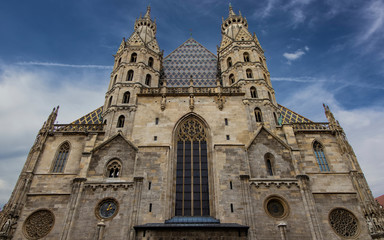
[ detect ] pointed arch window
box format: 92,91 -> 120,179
227,57 -> 232,68
229,74 -> 235,84
265,153 -> 274,176
127,70 -> 134,81
106,159 -> 121,178
243,52 -> 250,62
175,118 -> 209,216
250,87 -> 257,98
268,92 -> 272,101
246,69 -> 253,78
148,57 -> 154,67
130,53 -> 137,63
313,141 -> 330,171
117,115 -> 125,128
52,142 -> 70,173
254,108 -> 263,122
123,91 -> 130,104
263,74 -> 268,81
108,96 -> 113,108
274,112 -> 279,125
113,75 -> 117,85
145,74 -> 152,86
259,57 -> 264,66
118,58 -> 121,66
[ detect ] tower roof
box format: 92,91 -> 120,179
163,38 -> 217,87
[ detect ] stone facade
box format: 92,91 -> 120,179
1,5 -> 384,240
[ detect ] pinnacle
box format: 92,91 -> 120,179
228,3 -> 236,17
144,5 -> 151,19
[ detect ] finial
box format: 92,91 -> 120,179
229,2 -> 236,16
144,5 -> 151,19
239,10 -> 242,16
222,17 -> 224,23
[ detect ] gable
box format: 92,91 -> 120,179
163,38 -> 217,87
235,28 -> 253,41
219,34 -> 233,50
127,32 -> 145,46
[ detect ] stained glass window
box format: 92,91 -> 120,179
175,118 -> 209,216
52,142 -> 70,173
314,141 -> 330,171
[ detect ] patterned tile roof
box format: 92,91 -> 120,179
163,38 -> 217,87
71,105 -> 311,125
71,107 -> 103,124
278,104 -> 312,124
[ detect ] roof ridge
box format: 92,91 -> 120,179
164,38 -> 217,59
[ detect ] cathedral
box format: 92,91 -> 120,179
1,5 -> 384,240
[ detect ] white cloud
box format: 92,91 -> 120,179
0,63 -> 107,207
283,45 -> 310,62
280,81 -> 384,197
18,61 -> 113,69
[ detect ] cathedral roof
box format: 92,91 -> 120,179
163,38 -> 217,87
70,105 -> 312,125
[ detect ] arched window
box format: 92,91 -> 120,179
313,141 -> 330,171
259,57 -> 264,66
52,142 -> 70,173
106,160 -> 121,178
268,92 -> 272,101
123,91 -> 130,103
127,70 -> 134,81
130,52 -> 137,63
117,115 -> 125,128
145,74 -> 151,86
118,58 -> 121,66
243,52 -> 250,62
108,96 -> 113,108
274,113 -> 279,125
254,107 -> 262,122
246,69 -> 253,78
175,118 -> 209,216
227,57 -> 232,68
148,57 -> 154,67
103,119 -> 107,124
250,87 -> 257,98
229,74 -> 235,84
265,153 -> 274,176
263,74 -> 267,81
113,75 -> 117,85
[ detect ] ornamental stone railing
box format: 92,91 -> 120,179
52,124 -> 104,133
139,86 -> 243,96
291,122 -> 330,131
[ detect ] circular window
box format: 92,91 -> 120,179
264,196 -> 289,219
23,209 -> 55,240
329,208 -> 359,238
95,198 -> 119,220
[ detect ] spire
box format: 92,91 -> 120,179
144,5 -> 151,19
229,3 -> 236,17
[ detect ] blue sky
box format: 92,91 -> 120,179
0,0 -> 384,207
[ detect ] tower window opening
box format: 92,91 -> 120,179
108,96 -> 113,108
117,115 -> 125,128
225,118 -> 228,125
227,57 -> 232,68
254,108 -> 262,122
155,117 -> 159,125
148,57 -> 154,67
268,92 -> 272,101
229,74 -> 235,84
265,153 -> 274,176
127,70 -> 134,81
52,142 -> 70,173
145,74 -> 152,86
243,52 -> 250,62
274,113 -> 278,125
154,136 -> 157,141
230,181 -> 233,189
103,119 -> 107,124
148,181 -> 152,190
250,87 -> 257,98
313,141 -> 330,171
263,74 -> 268,82
107,160 -> 121,178
123,91 -> 130,104
259,57 -> 264,66
226,135 -> 230,140
113,75 -> 117,85
149,203 -> 152,212
118,58 -> 121,66
246,69 -> 253,78
230,204 -> 234,213
130,52 -> 137,62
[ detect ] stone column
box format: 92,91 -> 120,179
277,222 -> 287,240
96,220 -> 106,240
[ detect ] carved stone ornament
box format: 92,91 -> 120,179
329,208 -> 359,238
23,209 -> 55,240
